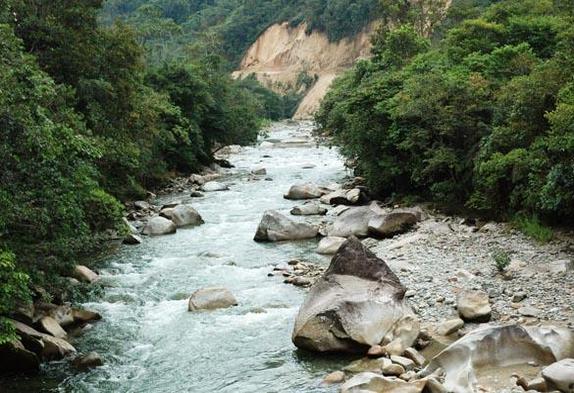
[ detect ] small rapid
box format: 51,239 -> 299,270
57,121 -> 349,392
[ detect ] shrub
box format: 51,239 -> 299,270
492,249 -> 511,272
512,215 -> 554,243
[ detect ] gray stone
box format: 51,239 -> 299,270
290,204 -> 328,216
316,236 -> 347,255
436,318 -> 464,336
284,183 -> 328,200
72,265 -> 99,283
542,358 -> 574,392
188,288 -> 238,311
72,352 -> 104,371
254,210 -> 318,242
200,181 -> 229,192
160,204 -> 204,228
457,290 -> 491,322
368,212 -> 419,238
142,216 -> 177,236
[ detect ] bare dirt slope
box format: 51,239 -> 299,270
232,22 -> 375,119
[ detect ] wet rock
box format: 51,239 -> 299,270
290,204 -> 327,216
316,236 -> 347,255
254,210 -> 318,242
284,183 -> 328,200
160,204 -> 204,228
251,166 -> 267,175
189,191 -> 204,198
292,237 -> 418,353
341,372 -> 426,393
424,325 -> 574,393
72,265 -> 99,284
201,181 -> 229,192
0,339 -> 40,374
123,233 -> 142,245
436,318 -> 464,336
542,359 -> 574,393
38,316 -> 67,339
323,370 -> 345,384
134,200 -> 152,211
327,203 -> 385,238
456,290 -> 491,322
72,352 -> 104,371
142,216 -> 177,236
188,287 -> 238,311
368,212 -> 419,238
72,309 -> 102,325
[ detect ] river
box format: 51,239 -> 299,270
8,121 -> 353,392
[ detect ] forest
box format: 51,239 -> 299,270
317,0 -> 574,232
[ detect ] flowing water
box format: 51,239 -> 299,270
8,121 -> 354,393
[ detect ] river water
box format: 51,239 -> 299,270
19,121 -> 353,392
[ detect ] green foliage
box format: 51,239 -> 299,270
317,0 -> 574,226
0,251 -> 30,344
512,215 -> 554,243
492,249 -> 511,272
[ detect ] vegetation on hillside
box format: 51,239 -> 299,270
0,0 -> 271,342
317,0 -> 574,227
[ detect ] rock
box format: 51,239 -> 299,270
290,204 -> 328,216
548,260 -> 573,274
254,210 -> 318,242
72,265 -> 99,284
341,372 -> 426,393
456,290 -> 491,322
123,233 -> 142,245
316,236 -> 347,255
160,204 -> 204,228
519,306 -> 542,318
0,339 -> 40,374
142,216 -> 177,236
188,288 -> 238,311
346,188 -> 361,204
292,237 -> 418,353
512,292 -> 527,303
323,370 -> 345,384
251,166 -> 267,175
320,189 -> 350,205
72,309 -> 102,324
367,345 -> 386,357
391,355 -> 416,371
542,359 -> 574,393
382,363 -> 405,376
201,181 -> 229,192
344,357 -> 391,373
284,183 -> 328,200
260,141 -> 274,148
423,377 -> 448,393
72,352 -> 104,371
436,318 -> 464,336
38,316 -> 67,339
189,191 -> 204,198
368,212 -> 419,238
523,377 -> 547,392
423,325 -> 574,393
161,201 -> 181,209
404,347 -> 426,367
122,217 -> 139,235
134,200 -> 152,211
327,203 -> 386,238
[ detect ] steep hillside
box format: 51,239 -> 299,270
234,22 -> 376,119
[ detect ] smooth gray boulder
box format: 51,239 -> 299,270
456,290 -> 491,322
160,204 -> 204,228
142,216 -> 177,236
542,358 -> 574,392
201,181 -> 229,192
72,265 -> 99,283
290,204 -> 328,216
72,352 -> 104,371
424,325 -> 574,393
188,288 -> 238,311
315,236 -> 347,255
254,210 -> 318,242
284,183 -> 328,200
368,212 -> 418,238
292,237 -> 418,353
327,203 -> 385,238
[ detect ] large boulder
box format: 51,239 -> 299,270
292,237 -> 418,353
315,236 -> 347,255
456,290 -> 491,322
201,181 -> 229,192
284,183 -> 328,200
542,359 -> 574,393
188,288 -> 238,311
160,204 -> 204,228
142,216 -> 177,236
72,352 -> 104,371
321,188 -> 366,206
11,320 -> 76,360
38,316 -> 67,339
424,325 -> 574,393
254,210 -> 318,242
0,339 -> 40,374
368,212 -> 419,238
327,203 -> 386,238
290,204 -> 328,216
72,265 -> 99,284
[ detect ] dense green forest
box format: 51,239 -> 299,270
318,0 -> 574,227
100,0 -> 380,65
0,0 -> 281,343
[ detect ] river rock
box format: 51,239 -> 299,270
341,372 -> 426,393
542,359 -> 574,392
201,181 -> 229,192
320,189 -> 349,205
327,203 -> 386,238
292,237 -> 418,353
11,319 -> 76,360
436,318 -> 464,336
38,316 -> 67,339
188,287 -> 238,311
284,183 -> 327,200
72,308 -> 102,325
72,265 -> 99,284
368,212 -> 419,238
72,352 -> 104,371
160,204 -> 204,228
0,339 -> 40,374
251,166 -> 267,175
316,236 -> 347,255
142,216 -> 177,236
423,325 -> 574,393
123,233 -> 142,245
323,370 -> 345,384
254,210 -> 318,242
290,204 -> 327,216
134,200 -> 152,211
456,290 -> 491,322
